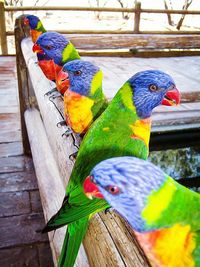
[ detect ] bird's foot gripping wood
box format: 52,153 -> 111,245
44,87 -> 58,97
69,151 -> 78,161
62,128 -> 73,138
57,120 -> 67,127
105,207 -> 113,214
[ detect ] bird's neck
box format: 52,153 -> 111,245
135,223 -> 196,267
30,29 -> 42,43
62,42 -> 80,64
110,82 -> 152,148
36,21 -> 46,33
141,176 -> 200,231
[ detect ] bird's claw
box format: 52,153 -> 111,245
69,151 -> 78,160
62,129 -> 73,138
57,121 -> 66,127
105,207 -> 111,214
44,87 -> 57,97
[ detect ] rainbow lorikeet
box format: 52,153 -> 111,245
23,15 -> 55,83
84,156 -> 200,267
56,59 -> 108,135
23,14 -> 46,43
33,32 -> 80,94
42,70 -> 180,267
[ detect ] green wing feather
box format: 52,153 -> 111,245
43,82 -> 149,266
58,217 -> 89,267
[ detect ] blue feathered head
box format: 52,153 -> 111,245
57,59 -> 102,96
84,156 -> 166,232
128,70 -> 180,118
24,15 -> 40,29
33,32 -> 70,65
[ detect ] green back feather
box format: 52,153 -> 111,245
36,20 -> 46,33
62,42 -> 80,64
45,82 -> 151,267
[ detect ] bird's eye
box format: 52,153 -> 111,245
44,45 -> 52,50
74,70 -> 82,76
105,185 -> 121,195
149,84 -> 159,92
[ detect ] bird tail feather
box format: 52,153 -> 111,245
58,217 -> 89,267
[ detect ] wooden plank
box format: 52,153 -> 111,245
0,245 -> 39,267
0,113 -> 21,142
4,5 -> 200,14
0,156 -> 33,174
0,142 -> 23,157
24,108 -> 89,267
30,190 -> 43,213
14,16 -> 32,154
79,49 -> 200,58
0,213 -> 49,248
0,191 -> 31,217
65,34 -> 200,50
0,1 -> 8,55
37,243 -> 54,267
0,171 -> 38,192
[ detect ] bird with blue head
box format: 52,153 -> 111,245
57,59 -> 108,134
32,32 -> 80,93
84,156 -> 200,267
24,14 -> 46,43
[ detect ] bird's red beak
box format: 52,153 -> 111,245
162,87 -> 180,106
56,70 -> 70,95
23,17 -> 29,25
32,43 -> 44,54
83,176 -> 104,199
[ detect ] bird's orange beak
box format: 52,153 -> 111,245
56,70 -> 70,95
83,176 -> 104,199
162,87 -> 180,106
32,43 -> 44,54
23,17 -> 29,25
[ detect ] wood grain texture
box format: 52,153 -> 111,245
0,171 -> 38,192
0,191 -> 31,217
24,108 -> 89,267
0,213 -> 49,248
65,34 -> 200,50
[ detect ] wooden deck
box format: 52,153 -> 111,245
0,56 -> 54,267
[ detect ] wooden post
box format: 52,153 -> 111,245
134,1 -> 141,33
14,15 -> 32,155
0,0 -> 8,55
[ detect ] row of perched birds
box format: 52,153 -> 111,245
24,14 -> 200,267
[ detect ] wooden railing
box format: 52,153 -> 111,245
1,1 -> 200,55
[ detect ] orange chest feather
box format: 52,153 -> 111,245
30,29 -> 42,43
130,118 -> 151,147
135,224 -> 196,267
64,90 -> 94,134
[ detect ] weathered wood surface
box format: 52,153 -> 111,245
0,56 -> 54,267
25,108 -> 89,267
64,34 -> 200,50
14,15 -> 32,154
